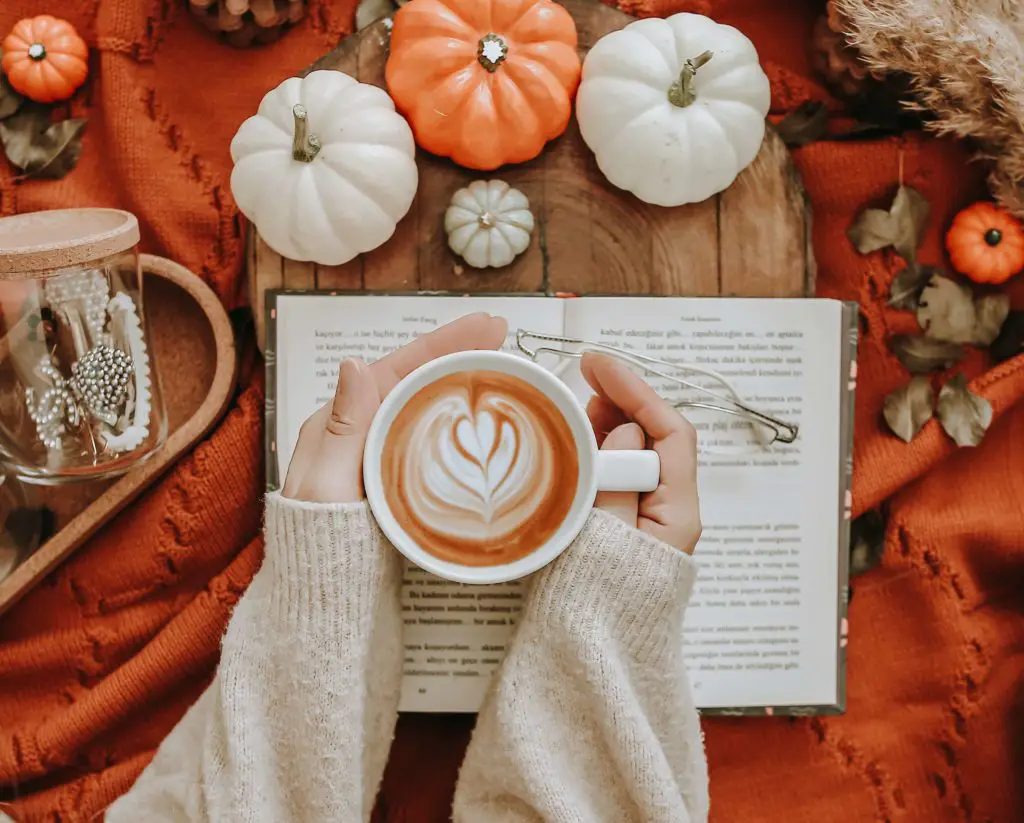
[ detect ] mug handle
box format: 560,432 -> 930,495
596,450 -> 660,493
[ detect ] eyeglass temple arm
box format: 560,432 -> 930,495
678,401 -> 799,444
517,329 -> 800,444
516,329 -> 589,360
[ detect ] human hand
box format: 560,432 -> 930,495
282,313 -> 509,504
581,353 -> 702,554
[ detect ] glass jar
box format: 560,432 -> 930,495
0,208 -> 168,482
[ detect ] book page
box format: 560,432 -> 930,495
563,297 -> 844,709
272,294 -> 565,712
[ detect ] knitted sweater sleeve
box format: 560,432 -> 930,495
105,492 -> 404,823
452,508 -> 710,823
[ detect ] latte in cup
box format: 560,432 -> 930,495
380,369 -> 580,566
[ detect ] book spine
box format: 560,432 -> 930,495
834,301 -> 859,714
265,290 -> 281,492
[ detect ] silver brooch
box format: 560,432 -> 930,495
69,344 -> 134,426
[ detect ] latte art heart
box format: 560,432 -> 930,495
381,371 -> 580,566
438,408 -> 522,522
420,399 -> 541,536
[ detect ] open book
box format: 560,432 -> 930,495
266,293 -> 857,716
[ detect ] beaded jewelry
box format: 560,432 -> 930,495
27,269 -> 151,457
25,354 -> 83,450
103,292 -> 151,453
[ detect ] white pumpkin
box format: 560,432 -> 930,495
444,180 -> 534,269
230,69 -> 418,265
576,13 -> 770,207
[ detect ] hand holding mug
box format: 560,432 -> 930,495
284,316 -> 701,579
581,353 -> 702,555
282,313 -> 509,504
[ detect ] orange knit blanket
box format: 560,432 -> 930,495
2,1 -> 1023,821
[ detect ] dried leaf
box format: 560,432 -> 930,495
0,105 -> 86,180
936,374 -> 992,447
888,185 -> 930,262
847,184 -> 930,264
882,375 -> 934,442
849,509 -> 886,576
776,101 -> 829,147
0,53 -> 22,120
847,209 -> 895,255
991,310 -> 1024,364
971,293 -> 1010,346
355,0 -> 395,29
888,263 -> 934,310
889,334 -> 963,374
917,273 -> 977,343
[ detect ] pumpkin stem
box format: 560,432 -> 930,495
477,34 -> 509,73
291,104 -> 321,163
667,50 -> 714,108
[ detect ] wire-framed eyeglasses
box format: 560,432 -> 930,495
516,330 -> 799,456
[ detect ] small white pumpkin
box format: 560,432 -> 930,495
576,13 -> 770,207
230,69 -> 418,265
444,180 -> 534,269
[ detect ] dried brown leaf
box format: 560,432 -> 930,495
889,185 -> 930,263
776,101 -> 829,147
0,105 -> 86,180
847,185 -> 930,264
889,335 -> 963,374
847,208 -> 895,255
888,263 -> 934,310
971,293 -> 1010,346
882,375 -> 934,442
936,374 -> 992,447
917,274 -> 977,343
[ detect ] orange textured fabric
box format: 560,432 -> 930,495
1,1 -> 1023,821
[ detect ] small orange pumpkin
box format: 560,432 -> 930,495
1,15 -> 89,104
385,0 -> 581,171
946,201 -> 1024,285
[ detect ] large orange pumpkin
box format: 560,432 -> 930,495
946,201 -> 1024,285
385,0 -> 581,170
1,15 -> 89,104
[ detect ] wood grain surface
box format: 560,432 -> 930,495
0,255 -> 238,617
247,0 -> 815,351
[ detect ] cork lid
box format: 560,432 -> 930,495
0,208 -> 140,278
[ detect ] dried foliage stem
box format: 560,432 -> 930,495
835,0 -> 1024,216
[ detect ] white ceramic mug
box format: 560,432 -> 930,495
363,349 -> 660,584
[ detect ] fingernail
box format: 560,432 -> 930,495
336,357 -> 360,398
602,422 -> 644,450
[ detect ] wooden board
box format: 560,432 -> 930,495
247,0 -> 815,350
0,254 -> 238,617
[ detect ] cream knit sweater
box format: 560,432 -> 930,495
102,492 -> 709,822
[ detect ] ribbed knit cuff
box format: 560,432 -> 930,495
262,491 -> 401,639
528,509 -> 699,665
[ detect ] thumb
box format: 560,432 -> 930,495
594,422 -> 644,527
321,357 -> 380,462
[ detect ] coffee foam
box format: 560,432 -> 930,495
381,370 -> 579,566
